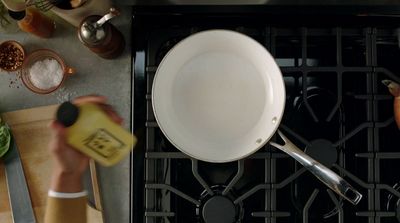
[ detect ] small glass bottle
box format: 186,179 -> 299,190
8,8 -> 55,38
56,102 -> 136,166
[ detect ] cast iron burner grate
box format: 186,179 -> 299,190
133,14 -> 400,223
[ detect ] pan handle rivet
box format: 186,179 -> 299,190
272,117 -> 277,124
256,138 -> 262,144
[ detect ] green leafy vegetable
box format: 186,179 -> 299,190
0,119 -> 11,157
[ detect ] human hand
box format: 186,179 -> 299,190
49,95 -> 123,192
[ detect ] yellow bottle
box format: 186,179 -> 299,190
56,102 -> 136,166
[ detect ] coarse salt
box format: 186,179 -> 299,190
29,58 -> 63,90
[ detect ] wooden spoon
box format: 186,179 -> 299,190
383,80 -> 400,129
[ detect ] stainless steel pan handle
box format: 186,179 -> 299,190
270,130 -> 362,205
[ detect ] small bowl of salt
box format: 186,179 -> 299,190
21,49 -> 74,94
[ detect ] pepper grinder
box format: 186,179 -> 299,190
78,8 -> 125,59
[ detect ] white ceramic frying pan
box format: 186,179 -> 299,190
152,30 -> 362,205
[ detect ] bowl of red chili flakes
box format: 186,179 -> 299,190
0,40 -> 25,72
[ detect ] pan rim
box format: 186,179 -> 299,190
152,29 -> 286,163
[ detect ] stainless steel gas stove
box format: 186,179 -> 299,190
132,8 -> 400,223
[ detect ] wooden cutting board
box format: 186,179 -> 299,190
0,105 -> 104,223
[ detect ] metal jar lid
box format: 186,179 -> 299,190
78,8 -> 119,45
79,16 -> 107,44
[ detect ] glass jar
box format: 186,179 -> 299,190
9,8 -> 55,38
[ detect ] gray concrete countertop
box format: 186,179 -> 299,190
0,7 -> 132,223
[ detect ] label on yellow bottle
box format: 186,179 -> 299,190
65,104 -> 136,166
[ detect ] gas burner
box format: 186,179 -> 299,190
287,86 -> 342,143
196,185 -> 243,223
292,86 -> 340,122
305,139 -> 337,167
290,141 -> 342,221
291,186 -> 343,221
283,85 -> 344,220
386,182 -> 400,222
202,196 -> 236,223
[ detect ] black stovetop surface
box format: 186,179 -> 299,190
132,13 -> 400,223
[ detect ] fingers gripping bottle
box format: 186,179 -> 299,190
56,102 -> 136,166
